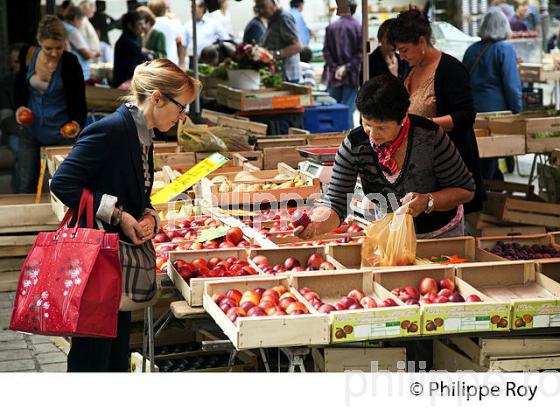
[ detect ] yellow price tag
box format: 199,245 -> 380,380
151,152 -> 229,204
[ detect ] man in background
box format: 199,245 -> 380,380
289,0 -> 312,46
257,0 -> 302,83
321,0 -> 361,127
148,0 -> 185,66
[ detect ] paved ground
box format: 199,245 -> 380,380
0,292 -> 67,372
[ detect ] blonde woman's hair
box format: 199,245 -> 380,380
37,15 -> 66,43
136,6 -> 156,26
124,59 -> 201,106
148,0 -> 167,17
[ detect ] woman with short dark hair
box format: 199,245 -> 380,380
463,10 -> 522,181
389,9 -> 484,216
295,75 -> 476,240
112,11 -> 150,87
368,18 -> 408,80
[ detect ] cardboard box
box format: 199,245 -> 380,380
167,249 -> 254,306
456,261 -> 560,330
291,270 -> 421,342
312,346 -> 407,372
203,275 -> 330,349
374,265 -> 510,335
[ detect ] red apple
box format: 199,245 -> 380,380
318,304 -> 337,313
291,210 -> 310,229
347,303 -> 362,310
226,289 -> 242,305
212,293 -> 227,305
339,296 -> 357,309
279,297 -> 296,311
284,257 -> 301,270
298,287 -> 312,295
404,287 -> 420,299
292,266 -> 305,272
334,302 -> 347,311
240,301 -> 256,312
153,232 -> 170,243
17,108 -> 33,126
207,257 -> 222,269
419,277 -> 438,295
319,261 -> 336,270
289,309 -> 306,315
433,295 -> 449,304
271,285 -> 288,296
465,294 -> 482,302
286,302 -> 308,314
225,227 -> 243,245
438,288 -> 452,298
262,289 -> 279,300
382,298 -> 398,307
448,293 -> 465,303
303,291 -> 320,302
439,278 -> 455,292
252,255 -> 269,266
348,289 -> 365,301
360,296 -> 378,308
306,253 -> 325,270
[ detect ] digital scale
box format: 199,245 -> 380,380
297,147 -> 336,190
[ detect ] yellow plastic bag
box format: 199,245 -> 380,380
361,207 -> 417,267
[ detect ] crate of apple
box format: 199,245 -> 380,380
154,226 -> 253,251
297,287 -> 399,313
391,277 -> 482,306
173,255 -> 257,284
212,285 -> 312,324
251,252 -> 336,275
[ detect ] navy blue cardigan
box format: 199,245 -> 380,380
50,104 -> 155,239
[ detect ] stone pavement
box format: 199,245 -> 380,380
0,291 -> 67,372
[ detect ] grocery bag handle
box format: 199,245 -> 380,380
59,189 -> 94,230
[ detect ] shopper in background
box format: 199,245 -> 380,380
490,0 -> 514,19
300,47 -> 316,88
510,0 -> 530,32
148,0 -> 184,66
63,5 -> 100,80
183,0 -> 229,66
78,0 -> 101,61
14,15 -> 86,194
257,0 -> 303,83
90,1 -> 117,44
210,0 -> 234,40
321,0 -> 362,128
390,9 -> 484,215
295,75 -> 475,240
112,11 -> 150,88
51,59 -> 199,372
137,6 -> 167,59
463,10 -> 522,181
289,0 -> 312,46
243,6 -> 267,45
369,18 -> 408,81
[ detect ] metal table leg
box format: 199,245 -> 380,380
147,305 -> 155,372
141,307 -> 148,372
259,348 -> 271,373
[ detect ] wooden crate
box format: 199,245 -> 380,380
203,275 -> 330,350
456,261 -> 560,330
195,151 -> 263,170
374,264 -> 510,335
484,192 -> 560,228
256,137 -> 307,150
312,346 -> 407,372
154,152 -> 196,172
305,132 -> 346,147
477,234 -> 560,262
291,270 -> 421,342
85,85 -> 126,112
433,340 -> 488,371
167,249 -> 252,307
474,111 -> 513,129
0,257 -> 25,292
41,146 -> 72,176
262,146 -> 307,169
216,116 -> 268,135
519,63 -> 560,82
465,212 -> 546,237
450,336 -> 560,367
216,83 -> 312,111
247,245 -> 338,273
0,194 -> 58,234
200,169 -> 320,207
476,134 -> 526,158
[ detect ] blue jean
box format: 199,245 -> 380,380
16,129 -> 40,194
328,85 -> 358,128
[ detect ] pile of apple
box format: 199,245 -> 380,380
212,285 -> 309,324
391,277 -> 482,306
251,253 -> 336,275
153,215 -> 222,244
173,256 -> 257,284
279,237 -> 364,247
298,288 -> 398,313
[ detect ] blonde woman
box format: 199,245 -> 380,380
51,59 -> 199,372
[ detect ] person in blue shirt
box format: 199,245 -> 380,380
243,6 -> 267,45
289,0 -> 312,46
463,10 -> 522,181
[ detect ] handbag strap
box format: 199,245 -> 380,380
468,41 -> 494,75
59,189 -> 94,230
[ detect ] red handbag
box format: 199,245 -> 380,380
10,189 -> 122,338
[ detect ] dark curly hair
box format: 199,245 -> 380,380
356,75 -> 410,122
388,9 -> 432,46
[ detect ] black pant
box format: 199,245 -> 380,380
67,311 -> 132,372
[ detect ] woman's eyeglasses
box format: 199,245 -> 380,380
161,93 -> 187,115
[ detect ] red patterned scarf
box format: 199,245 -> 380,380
372,116 -> 410,176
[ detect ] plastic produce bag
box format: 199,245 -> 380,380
178,128 -> 228,152
361,206 -> 417,267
